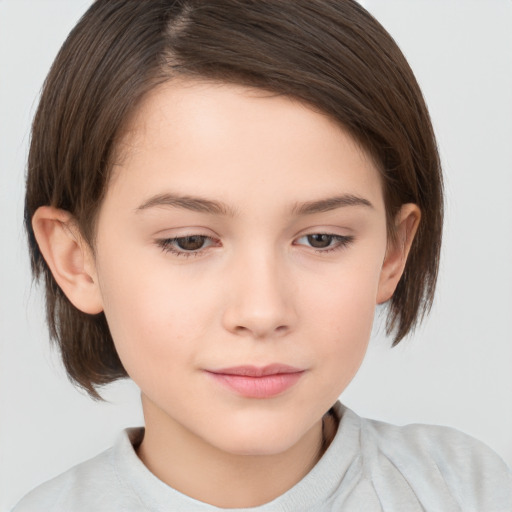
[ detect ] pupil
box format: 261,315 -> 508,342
308,234 -> 332,248
177,236 -> 205,251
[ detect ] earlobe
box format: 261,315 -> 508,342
376,204 -> 421,305
32,206 -> 103,314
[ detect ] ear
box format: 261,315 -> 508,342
32,206 -> 103,314
377,203 -> 421,304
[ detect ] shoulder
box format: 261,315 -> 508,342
11,429 -> 144,512
358,412 -> 512,510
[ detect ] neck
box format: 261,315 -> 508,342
136,396 -> 337,508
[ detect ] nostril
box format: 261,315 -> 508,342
233,323 -> 289,338
221,277 -> 297,338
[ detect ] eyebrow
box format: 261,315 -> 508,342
135,193 -> 237,216
291,194 -> 373,215
135,192 -> 373,216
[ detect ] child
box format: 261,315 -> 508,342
13,0 -> 512,510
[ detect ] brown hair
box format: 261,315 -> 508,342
26,0 -> 443,399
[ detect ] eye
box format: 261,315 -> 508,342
295,233 -> 354,252
156,235 -> 218,257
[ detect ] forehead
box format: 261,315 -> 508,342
107,79 -> 384,213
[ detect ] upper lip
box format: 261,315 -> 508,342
206,364 -> 304,377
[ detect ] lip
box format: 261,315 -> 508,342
205,364 -> 305,398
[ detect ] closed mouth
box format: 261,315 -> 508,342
204,364 -> 305,398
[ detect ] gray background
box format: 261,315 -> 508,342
1,0 -> 511,509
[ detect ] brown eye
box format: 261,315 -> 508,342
295,233 -> 354,253
157,234 -> 219,257
176,235 -> 207,251
307,234 -> 334,248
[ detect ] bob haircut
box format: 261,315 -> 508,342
25,0 -> 443,399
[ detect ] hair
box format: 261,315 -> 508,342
25,0 -> 443,399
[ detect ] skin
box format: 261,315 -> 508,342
33,80 -> 419,508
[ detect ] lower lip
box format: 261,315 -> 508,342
206,371 -> 304,398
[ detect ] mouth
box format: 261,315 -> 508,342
204,364 -> 305,398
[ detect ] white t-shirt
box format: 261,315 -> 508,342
12,402 -> 512,511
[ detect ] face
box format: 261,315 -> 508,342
91,80 -> 393,456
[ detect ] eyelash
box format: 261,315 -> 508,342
156,233 -> 354,258
156,235 -> 220,258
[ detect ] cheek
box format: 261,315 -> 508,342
312,289 -> 375,367
95,253 -> 218,379
300,256 -> 383,374
304,256 -> 382,332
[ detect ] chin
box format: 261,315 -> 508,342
207,422 -> 310,457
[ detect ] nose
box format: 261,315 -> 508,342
221,248 -> 297,339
